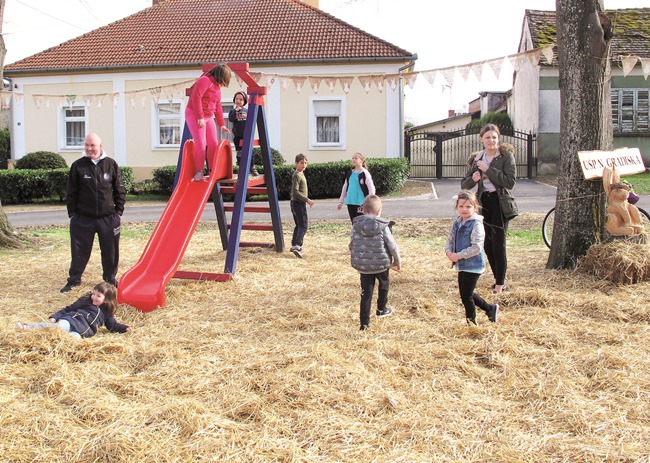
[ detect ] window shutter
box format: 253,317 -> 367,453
637,90 -> 649,132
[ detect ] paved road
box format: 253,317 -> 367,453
7,179 -> 558,228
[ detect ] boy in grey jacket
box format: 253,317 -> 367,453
349,195 -> 401,331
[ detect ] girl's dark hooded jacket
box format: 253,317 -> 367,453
50,296 -> 129,338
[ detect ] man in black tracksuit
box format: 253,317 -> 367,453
61,133 -> 126,293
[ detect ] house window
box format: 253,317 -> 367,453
309,97 -> 346,150
61,107 -> 87,149
612,89 -> 649,134
155,102 -> 182,147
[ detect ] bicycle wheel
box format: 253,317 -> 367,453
637,207 -> 650,234
542,207 -> 555,249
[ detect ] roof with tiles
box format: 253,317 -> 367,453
526,8 -> 650,66
5,0 -> 414,73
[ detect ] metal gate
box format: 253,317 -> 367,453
404,129 -> 537,179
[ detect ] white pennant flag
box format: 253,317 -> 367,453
621,55 -> 638,77
640,58 -> 650,80
374,75 -> 384,93
292,77 -> 306,93
33,95 -> 43,109
438,69 -> 454,87
309,77 -> 322,94
470,63 -> 484,82
421,70 -> 436,87
66,95 -> 76,110
323,77 -> 337,92
405,72 -> 418,90
456,65 -> 470,82
339,77 -> 354,94
527,48 -> 543,66
541,45 -> 555,65
487,57 -> 503,79
510,54 -> 527,72
113,93 -> 120,108
385,74 -> 399,91
358,75 -> 373,93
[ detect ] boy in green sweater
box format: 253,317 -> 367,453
290,154 -> 314,258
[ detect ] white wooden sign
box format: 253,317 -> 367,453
578,147 -> 646,180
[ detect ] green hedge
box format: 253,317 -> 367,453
0,128 -> 10,170
15,151 -> 68,170
466,112 -> 514,136
152,158 -> 410,199
0,167 -> 134,204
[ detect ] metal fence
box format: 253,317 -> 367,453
405,129 -> 537,179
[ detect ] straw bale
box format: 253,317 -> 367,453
576,240 -> 650,284
2,217 -> 650,461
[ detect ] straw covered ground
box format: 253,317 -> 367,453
1,214 -> 650,462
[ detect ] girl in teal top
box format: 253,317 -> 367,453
337,152 -> 376,222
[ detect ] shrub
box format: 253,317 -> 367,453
0,128 -> 10,170
466,112 -> 514,136
252,147 -> 284,166
0,169 -> 64,203
0,166 -> 134,204
275,157 -> 410,200
151,157 -> 410,201
131,179 -> 164,195
152,166 -> 177,195
120,167 -> 134,195
15,151 -> 68,170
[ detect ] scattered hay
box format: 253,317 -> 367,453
576,240 -> 650,284
1,217 -> 650,462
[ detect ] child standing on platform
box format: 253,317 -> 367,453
445,190 -> 499,326
338,152 -> 376,222
290,154 -> 314,258
349,195 -> 401,331
185,64 -> 232,182
16,282 -> 132,339
228,91 -> 259,176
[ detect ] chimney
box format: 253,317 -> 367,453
302,0 -> 320,8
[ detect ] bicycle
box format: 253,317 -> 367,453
542,198 -> 650,249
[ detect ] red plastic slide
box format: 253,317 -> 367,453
118,139 -> 232,312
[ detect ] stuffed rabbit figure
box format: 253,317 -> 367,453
602,166 -> 644,236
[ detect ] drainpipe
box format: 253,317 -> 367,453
398,54 -> 417,158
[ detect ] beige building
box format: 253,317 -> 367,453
4,0 -> 415,180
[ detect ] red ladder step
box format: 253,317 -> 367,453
227,223 -> 274,231
224,205 -> 271,213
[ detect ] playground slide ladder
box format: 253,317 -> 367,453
211,62 -> 284,274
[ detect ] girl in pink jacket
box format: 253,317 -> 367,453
185,64 -> 232,181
